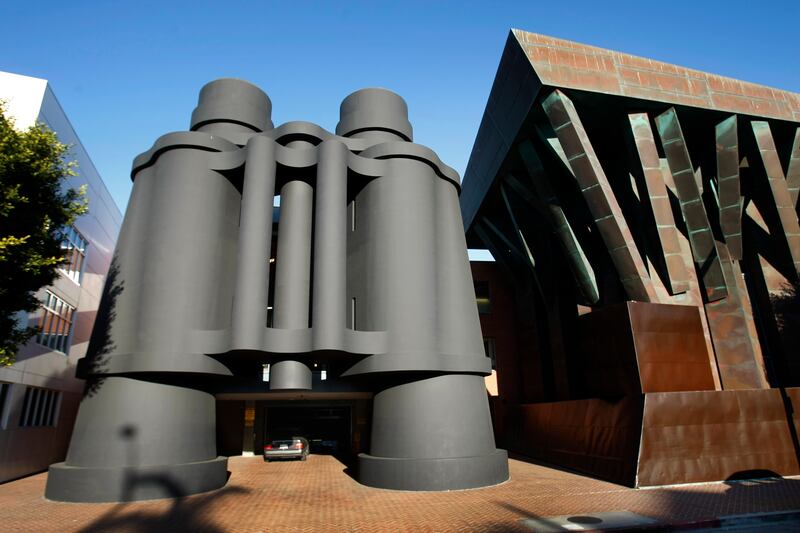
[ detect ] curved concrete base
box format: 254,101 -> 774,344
45,456 -> 228,502
357,449 -> 509,491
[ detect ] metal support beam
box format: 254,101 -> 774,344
715,116 -> 743,259
655,107 -> 728,302
628,112 -> 690,293
517,141 -> 599,304
751,121 -> 800,275
542,89 -> 656,302
787,128 -> 800,206
498,184 -> 548,301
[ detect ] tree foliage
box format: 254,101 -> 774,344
0,102 -> 87,365
771,279 -> 800,385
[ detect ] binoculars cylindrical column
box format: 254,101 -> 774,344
338,88 -> 509,490
46,78 -> 274,502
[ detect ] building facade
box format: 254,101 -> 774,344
463,30 -> 800,486
0,71 -> 122,483
45,79 -> 508,502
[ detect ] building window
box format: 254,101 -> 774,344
18,386 -> 61,428
262,364 -> 270,382
59,225 -> 88,284
475,281 -> 491,314
0,383 -> 10,429
483,337 -> 497,370
36,291 -> 75,354
313,362 -> 328,381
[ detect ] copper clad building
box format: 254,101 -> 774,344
463,30 -> 800,487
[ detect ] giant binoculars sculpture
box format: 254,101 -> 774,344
45,79 -> 508,502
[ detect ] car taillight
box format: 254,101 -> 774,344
293,442 -> 303,449
265,444 -> 273,450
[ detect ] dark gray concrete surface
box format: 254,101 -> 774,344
45,79 -> 507,502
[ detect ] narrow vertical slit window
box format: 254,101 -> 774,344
350,297 -> 357,330
28,388 -> 40,427
48,393 -> 62,427
19,387 -> 31,427
0,383 -> 9,429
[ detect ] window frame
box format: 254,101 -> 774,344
58,225 -> 89,285
36,291 -> 76,354
18,386 -> 61,428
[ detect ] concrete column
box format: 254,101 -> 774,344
273,140 -> 314,329
337,88 -> 508,491
232,136 -> 276,346
311,140 -> 348,348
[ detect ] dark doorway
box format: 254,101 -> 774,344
262,403 -> 354,463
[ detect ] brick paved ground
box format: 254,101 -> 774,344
1,455 -> 799,532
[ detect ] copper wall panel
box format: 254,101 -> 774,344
637,389 -> 800,487
510,30 -> 800,123
500,397 -> 644,486
577,302 -> 714,396
785,387 -> 800,437
627,302 -> 715,393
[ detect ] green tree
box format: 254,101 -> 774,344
0,102 -> 87,365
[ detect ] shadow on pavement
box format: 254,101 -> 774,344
76,484 -> 249,533
491,462 -> 800,531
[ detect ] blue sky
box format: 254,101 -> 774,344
2,0 -> 798,214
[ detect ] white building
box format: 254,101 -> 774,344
0,71 -> 122,482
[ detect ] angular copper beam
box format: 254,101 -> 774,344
751,121 -> 800,275
542,89 -> 656,302
704,242 -> 770,390
715,116 -> 743,260
628,112 -> 690,294
517,140 -> 599,304
655,108 -> 727,302
787,128 -> 800,206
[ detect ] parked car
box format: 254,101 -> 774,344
263,436 -> 309,461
